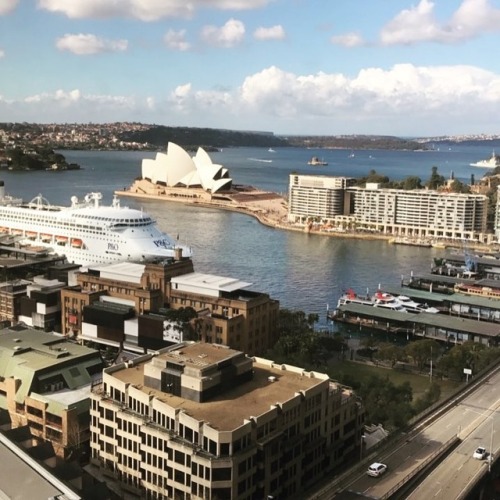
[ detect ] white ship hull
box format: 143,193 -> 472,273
0,186 -> 192,267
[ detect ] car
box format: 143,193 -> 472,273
367,462 -> 388,477
473,446 -> 487,460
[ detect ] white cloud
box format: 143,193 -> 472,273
56,34 -> 128,55
2,63 -> 500,135
0,49 -> 5,58
37,0 -> 273,21
164,30 -> 191,51
1,89 -> 139,122
201,18 -> 245,47
0,0 -> 18,15
331,32 -> 364,47
253,25 -> 285,41
380,0 -> 500,45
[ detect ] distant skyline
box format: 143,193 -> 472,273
1,0 -> 500,136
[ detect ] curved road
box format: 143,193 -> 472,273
338,367 -> 500,499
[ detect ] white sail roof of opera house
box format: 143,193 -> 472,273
141,142 -> 232,193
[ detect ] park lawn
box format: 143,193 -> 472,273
328,360 -> 460,403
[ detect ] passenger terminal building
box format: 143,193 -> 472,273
288,174 -> 491,242
90,342 -> 363,500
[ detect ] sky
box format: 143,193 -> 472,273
1,0 -> 500,137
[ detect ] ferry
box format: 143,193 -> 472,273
470,151 -> 500,168
0,182 -> 192,266
336,289 -> 438,313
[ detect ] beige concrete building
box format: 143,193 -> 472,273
0,326 -> 103,459
90,342 -> 363,500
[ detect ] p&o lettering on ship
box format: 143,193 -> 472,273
154,239 -> 171,249
108,242 -> 119,251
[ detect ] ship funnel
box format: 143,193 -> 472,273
174,248 -> 183,261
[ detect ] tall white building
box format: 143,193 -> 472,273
287,174 -> 356,223
350,184 -> 488,240
287,175 -> 490,242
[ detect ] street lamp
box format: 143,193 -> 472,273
360,434 -> 366,461
489,413 -> 495,473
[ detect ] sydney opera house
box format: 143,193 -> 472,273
141,142 -> 232,194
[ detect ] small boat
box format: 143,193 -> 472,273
268,148 -> 276,153
348,151 -> 355,158
389,237 -> 431,248
308,156 -> 328,166
71,238 -> 83,248
40,234 -> 52,241
470,151 -> 500,168
26,231 -> 37,239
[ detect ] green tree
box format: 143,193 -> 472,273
426,166 -> 446,190
374,343 -> 406,367
405,339 -> 439,372
449,180 -> 471,193
401,176 -> 422,190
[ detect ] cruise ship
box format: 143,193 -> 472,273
0,182 -> 192,266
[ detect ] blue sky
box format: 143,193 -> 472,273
1,0 -> 500,136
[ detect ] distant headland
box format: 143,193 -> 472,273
3,122 -> 499,154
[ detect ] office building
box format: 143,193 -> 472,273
90,342 -> 363,499
169,273 -> 280,356
0,326 -> 103,459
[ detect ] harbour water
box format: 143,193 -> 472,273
2,143 -> 499,328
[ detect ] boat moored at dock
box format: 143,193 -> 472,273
0,181 -> 192,266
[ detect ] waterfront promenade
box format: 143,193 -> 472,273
115,179 -> 396,242
116,180 -> 498,252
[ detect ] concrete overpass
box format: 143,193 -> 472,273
308,364 -> 500,499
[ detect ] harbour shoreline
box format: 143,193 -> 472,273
115,182 -> 393,242
115,181 -> 497,250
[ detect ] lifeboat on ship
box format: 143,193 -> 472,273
71,238 -> 83,248
40,234 -> 52,241
56,236 -> 68,245
26,231 -> 37,239
11,228 -> 23,236
0,227 -> 8,233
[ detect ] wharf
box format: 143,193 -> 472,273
331,302 -> 500,345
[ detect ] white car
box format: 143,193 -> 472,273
367,462 -> 388,477
473,447 -> 487,460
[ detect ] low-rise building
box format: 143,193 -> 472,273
169,272 -> 280,356
0,326 -> 103,459
61,257 -> 194,337
90,342 -> 363,500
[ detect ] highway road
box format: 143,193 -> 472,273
335,366 -> 500,499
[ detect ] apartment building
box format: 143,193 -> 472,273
287,174 -> 490,241
0,326 -> 103,459
169,273 -> 280,357
0,279 -> 32,323
90,342 -> 363,500
350,184 -> 488,240
287,174 -> 356,223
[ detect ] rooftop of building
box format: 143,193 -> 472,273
0,326 -> 99,371
112,343 -> 337,431
171,272 -> 252,293
0,434 -> 80,500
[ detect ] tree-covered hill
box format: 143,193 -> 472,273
118,125 -> 289,150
